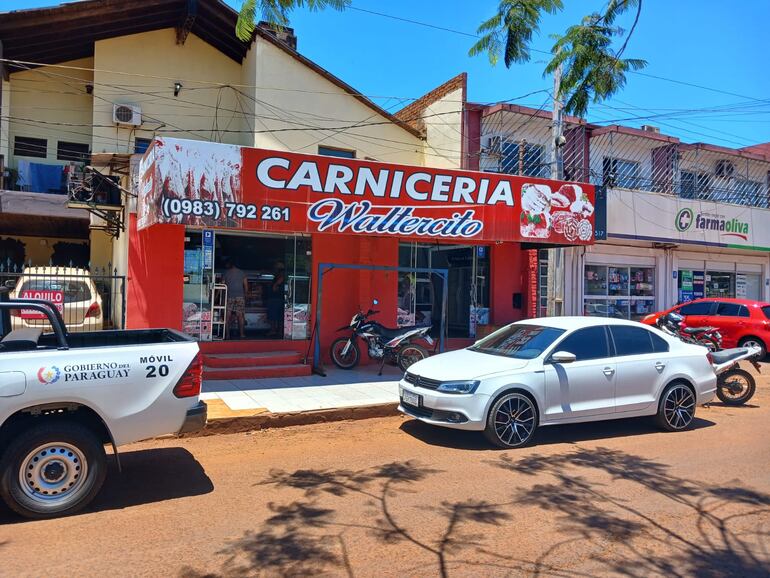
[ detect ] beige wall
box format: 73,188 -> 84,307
0,79 -> 10,164
7,57 -> 94,169
418,87 -> 464,169
92,29 -> 247,153
89,229 -> 113,272
247,36 -> 424,165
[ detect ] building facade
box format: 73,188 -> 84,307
470,104 -> 770,320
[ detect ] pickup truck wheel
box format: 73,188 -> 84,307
0,422 -> 107,520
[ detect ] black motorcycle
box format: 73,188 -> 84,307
330,300 -> 432,374
656,311 -> 722,351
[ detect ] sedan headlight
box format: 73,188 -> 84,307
437,380 -> 480,394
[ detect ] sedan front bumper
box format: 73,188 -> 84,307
398,381 -> 489,431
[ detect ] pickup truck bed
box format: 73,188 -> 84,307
0,289 -> 205,519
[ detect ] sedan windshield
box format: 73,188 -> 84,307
469,324 -> 565,359
762,305 -> 770,320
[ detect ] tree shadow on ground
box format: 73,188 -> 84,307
0,447 -> 213,524
181,450 -> 770,577
400,415 -> 715,450
485,447 -> 770,577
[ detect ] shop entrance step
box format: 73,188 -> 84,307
203,363 -> 312,381
198,339 -> 310,355
203,351 -> 303,368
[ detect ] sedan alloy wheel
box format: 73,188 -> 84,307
484,393 -> 538,448
659,384 -> 696,431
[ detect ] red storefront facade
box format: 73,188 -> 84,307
127,138 -> 596,363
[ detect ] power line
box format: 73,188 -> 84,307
345,5 -> 766,104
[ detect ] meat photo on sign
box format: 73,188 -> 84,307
154,138 -> 242,227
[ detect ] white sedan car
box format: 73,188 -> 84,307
398,317 -> 717,448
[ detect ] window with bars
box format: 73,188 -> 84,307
602,157 -> 641,189
14,136 -> 47,159
57,141 -> 90,162
501,141 -> 549,177
680,171 -> 713,199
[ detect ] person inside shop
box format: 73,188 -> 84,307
266,261 -> 286,337
223,257 -> 248,340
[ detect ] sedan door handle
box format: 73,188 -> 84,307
603,367 -> 615,376
655,362 -> 666,372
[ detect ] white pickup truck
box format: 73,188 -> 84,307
0,288 -> 206,519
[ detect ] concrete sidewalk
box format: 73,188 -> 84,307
199,364 -> 402,429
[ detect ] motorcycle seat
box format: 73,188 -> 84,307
710,348 -> 750,365
682,326 -> 716,334
375,324 -> 429,340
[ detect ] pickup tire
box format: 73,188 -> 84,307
0,421 -> 107,519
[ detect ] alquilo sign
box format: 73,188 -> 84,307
137,137 -> 596,246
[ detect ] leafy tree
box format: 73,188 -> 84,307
469,0 -> 646,117
235,0 -> 350,42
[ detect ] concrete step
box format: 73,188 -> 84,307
203,363 -> 312,381
203,351 -> 303,368
199,340 -> 309,355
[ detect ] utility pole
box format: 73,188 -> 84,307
550,64 -> 564,181
546,63 -> 565,317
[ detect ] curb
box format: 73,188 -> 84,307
183,402 -> 400,437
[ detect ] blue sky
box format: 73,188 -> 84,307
7,0 -> 770,148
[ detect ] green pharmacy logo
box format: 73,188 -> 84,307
675,208 -> 693,232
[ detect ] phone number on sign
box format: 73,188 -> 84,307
161,198 -> 290,222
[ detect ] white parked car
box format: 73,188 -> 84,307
399,317 -> 717,448
9,267 -> 104,332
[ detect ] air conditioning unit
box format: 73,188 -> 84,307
715,159 -> 735,178
112,104 -> 142,126
487,136 -> 502,155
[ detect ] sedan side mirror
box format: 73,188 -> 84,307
551,351 -> 577,364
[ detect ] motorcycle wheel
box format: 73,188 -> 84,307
330,337 -> 360,370
716,368 -> 756,406
697,335 -> 720,352
397,344 -> 429,372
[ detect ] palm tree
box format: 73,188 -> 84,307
235,0 -> 350,42
469,0 -> 646,118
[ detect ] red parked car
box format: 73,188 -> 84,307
641,298 -> 770,357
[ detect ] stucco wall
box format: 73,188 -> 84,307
92,30 -> 247,153
247,36 -> 424,165
7,57 -> 94,169
418,87 -> 464,169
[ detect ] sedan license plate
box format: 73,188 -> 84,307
402,389 -> 421,407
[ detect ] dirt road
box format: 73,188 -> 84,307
2,382 -> 770,577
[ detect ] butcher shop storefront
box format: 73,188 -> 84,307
128,137 -> 596,355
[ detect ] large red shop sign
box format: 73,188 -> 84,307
137,137 -> 595,244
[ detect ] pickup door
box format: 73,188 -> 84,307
3,339 -> 200,446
